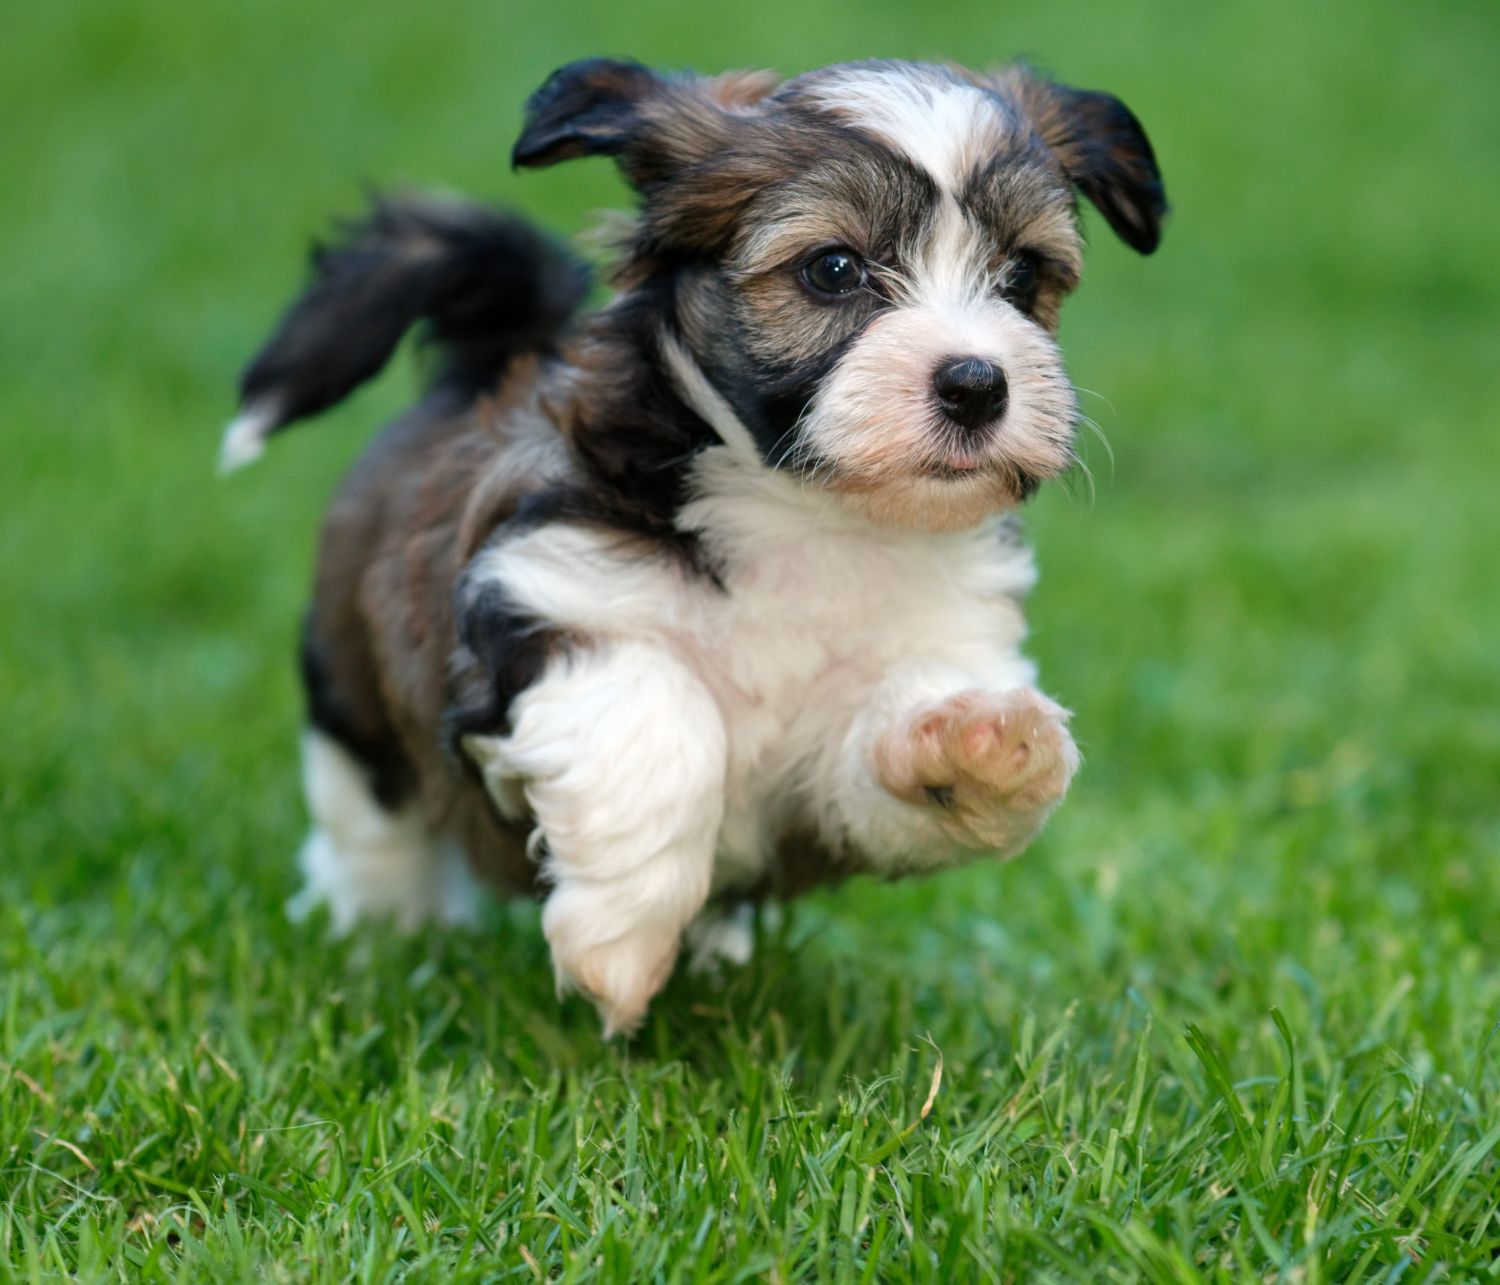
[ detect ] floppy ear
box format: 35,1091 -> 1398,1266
994,66 -> 1168,255
511,58 -> 664,170
512,58 -> 780,188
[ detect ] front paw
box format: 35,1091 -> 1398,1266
542,883 -> 690,1038
872,688 -> 1080,854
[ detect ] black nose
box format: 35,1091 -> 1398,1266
932,357 -> 1009,431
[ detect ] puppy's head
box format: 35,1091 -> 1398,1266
515,58 -> 1166,531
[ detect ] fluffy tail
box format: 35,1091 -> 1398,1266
219,192 -> 590,472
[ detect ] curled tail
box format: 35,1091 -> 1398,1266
219,192 -> 590,472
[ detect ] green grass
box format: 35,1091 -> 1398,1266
4,0 -> 1500,1279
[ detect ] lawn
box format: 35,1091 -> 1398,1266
3,0 -> 1499,1279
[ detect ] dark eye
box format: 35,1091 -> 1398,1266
1003,251 -> 1040,308
802,248 -> 865,297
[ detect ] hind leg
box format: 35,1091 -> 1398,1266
684,903 -> 758,976
289,730 -> 484,934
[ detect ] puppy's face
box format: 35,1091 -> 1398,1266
515,59 -> 1166,531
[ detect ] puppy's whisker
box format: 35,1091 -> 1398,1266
770,394 -> 825,461
1075,412 -> 1115,478
1074,385 -> 1117,413
868,260 -> 922,308
1064,453 -> 1098,505
765,422 -> 805,469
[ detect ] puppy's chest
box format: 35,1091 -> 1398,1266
692,543 -> 921,717
484,505 -> 1031,862
681,528 -> 1022,785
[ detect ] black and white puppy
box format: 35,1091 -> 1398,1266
224,58 -> 1166,1034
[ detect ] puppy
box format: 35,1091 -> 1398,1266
224,58 -> 1166,1034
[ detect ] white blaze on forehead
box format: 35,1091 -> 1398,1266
919,195 -> 993,310
808,68 -> 1010,311
809,68 -> 1009,194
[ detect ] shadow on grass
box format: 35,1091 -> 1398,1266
278,887 -> 975,1108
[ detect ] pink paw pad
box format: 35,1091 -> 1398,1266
874,688 -> 1081,853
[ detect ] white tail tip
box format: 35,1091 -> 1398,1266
217,400 -> 280,475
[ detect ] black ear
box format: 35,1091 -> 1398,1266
511,58 -> 664,170
995,67 -> 1168,255
1050,86 -> 1167,254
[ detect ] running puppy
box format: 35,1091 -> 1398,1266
224,58 -> 1167,1034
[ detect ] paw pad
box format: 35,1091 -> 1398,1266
874,688 -> 1080,854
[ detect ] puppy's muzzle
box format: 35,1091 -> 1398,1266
932,356 -> 1009,432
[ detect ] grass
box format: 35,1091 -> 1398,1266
3,0 -> 1500,1278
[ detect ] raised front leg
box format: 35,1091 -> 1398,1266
873,687 -> 1079,854
464,639 -> 726,1036
823,663 -> 1080,871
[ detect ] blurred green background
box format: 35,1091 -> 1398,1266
3,0 -> 1499,1277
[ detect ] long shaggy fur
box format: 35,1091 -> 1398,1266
222,56 -> 1166,1035
220,195 -> 589,470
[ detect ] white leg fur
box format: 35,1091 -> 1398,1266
290,730 -> 483,934
684,903 -> 756,976
469,640 -> 727,1036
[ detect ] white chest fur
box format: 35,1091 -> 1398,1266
476,447 -> 1039,884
